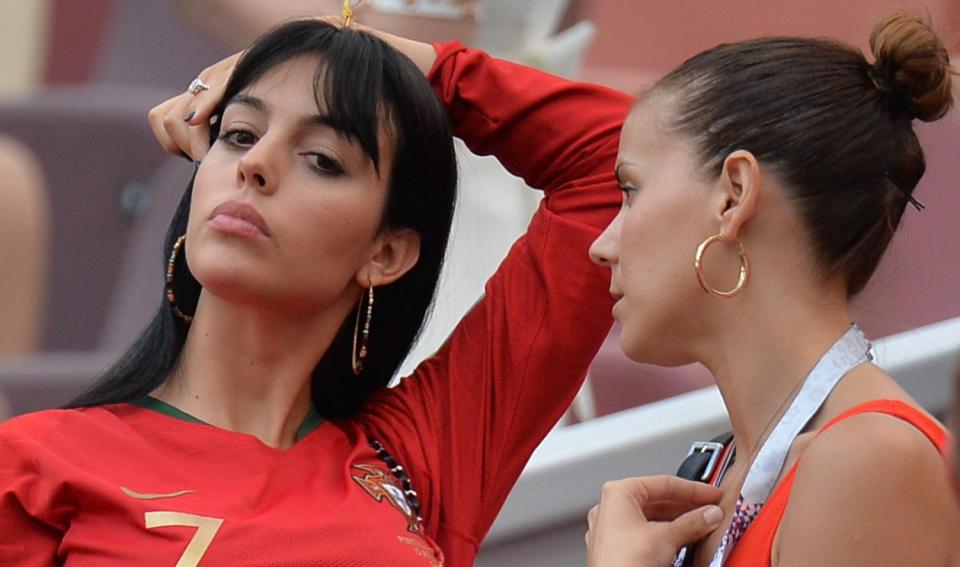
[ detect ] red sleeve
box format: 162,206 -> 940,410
0,415 -> 66,566
362,43 -> 632,556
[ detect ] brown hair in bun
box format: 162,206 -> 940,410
647,13 -> 956,297
870,12 -> 957,122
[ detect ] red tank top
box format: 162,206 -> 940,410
725,399 -> 948,566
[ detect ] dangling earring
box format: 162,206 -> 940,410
166,234 -> 194,323
694,234 -> 750,298
352,280 -> 375,375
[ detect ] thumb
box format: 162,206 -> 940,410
665,505 -> 724,549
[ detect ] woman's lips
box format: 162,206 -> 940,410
208,200 -> 271,239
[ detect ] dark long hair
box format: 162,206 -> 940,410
69,20 -> 458,418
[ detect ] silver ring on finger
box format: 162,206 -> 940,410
187,78 -> 210,95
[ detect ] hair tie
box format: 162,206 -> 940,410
869,66 -> 915,119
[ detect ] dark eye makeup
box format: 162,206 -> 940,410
218,127 -> 347,178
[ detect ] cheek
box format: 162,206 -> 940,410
615,207 -> 707,363
186,156 -> 232,230
286,190 -> 382,254
618,207 -> 692,293
272,189 -> 385,287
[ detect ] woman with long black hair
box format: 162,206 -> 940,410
0,15 -> 627,567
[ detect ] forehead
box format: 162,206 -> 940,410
232,56 -> 328,114
619,99 -> 670,159
617,96 -> 696,173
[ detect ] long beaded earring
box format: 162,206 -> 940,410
352,281 -> 375,375
165,234 -> 194,324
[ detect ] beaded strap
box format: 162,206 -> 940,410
369,438 -> 423,523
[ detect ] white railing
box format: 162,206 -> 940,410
485,316 -> 960,544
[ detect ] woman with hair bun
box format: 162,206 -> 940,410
585,13 -> 959,567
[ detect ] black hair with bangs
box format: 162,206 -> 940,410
69,20 -> 458,418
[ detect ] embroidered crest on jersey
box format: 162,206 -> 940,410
351,464 -> 421,534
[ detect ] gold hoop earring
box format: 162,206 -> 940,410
352,281 -> 375,375
694,234 -> 750,298
165,234 -> 194,324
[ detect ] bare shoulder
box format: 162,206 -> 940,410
774,408 -> 955,566
801,408 -> 944,482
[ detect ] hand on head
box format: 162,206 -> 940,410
149,50 -> 241,162
585,475 -> 723,567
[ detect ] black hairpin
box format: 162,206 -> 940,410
884,171 -> 925,212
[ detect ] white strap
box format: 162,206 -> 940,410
707,325 -> 872,566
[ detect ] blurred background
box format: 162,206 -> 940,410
0,1 -> 957,564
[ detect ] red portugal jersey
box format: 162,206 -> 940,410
0,42 -> 631,566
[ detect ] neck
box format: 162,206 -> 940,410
153,290 -> 353,449
698,291 -> 852,457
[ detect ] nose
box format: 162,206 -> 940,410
589,213 -> 621,267
236,139 -> 278,195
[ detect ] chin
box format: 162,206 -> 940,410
619,330 -> 695,368
196,269 -> 268,306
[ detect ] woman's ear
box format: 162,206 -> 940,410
716,150 -> 761,241
358,228 -> 421,287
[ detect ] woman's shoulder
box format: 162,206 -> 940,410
802,400 -> 945,471
0,406 -> 128,452
807,363 -> 944,456
1,408 -> 72,437
0,409 -> 77,472
774,399 -> 954,564
796,394 -> 946,493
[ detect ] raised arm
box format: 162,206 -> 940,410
362,42 -> 632,556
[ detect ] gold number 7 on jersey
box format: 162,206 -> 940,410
145,511 -> 224,567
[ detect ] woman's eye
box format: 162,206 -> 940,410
304,152 -> 346,176
219,128 -> 258,148
620,186 -> 636,205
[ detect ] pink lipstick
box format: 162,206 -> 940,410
208,200 -> 271,239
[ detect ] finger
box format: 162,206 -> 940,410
620,475 -> 724,509
149,89 -> 204,159
597,479 -> 652,525
187,93 -> 222,126
664,505 -> 724,549
186,53 -> 241,126
187,121 -> 212,162
148,99 -> 183,156
645,500 -> 709,522
163,100 -> 203,159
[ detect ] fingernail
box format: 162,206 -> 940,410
184,110 -> 196,122
703,506 -> 723,527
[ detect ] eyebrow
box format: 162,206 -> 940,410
225,94 -> 350,138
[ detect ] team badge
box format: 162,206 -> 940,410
351,464 -> 422,534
